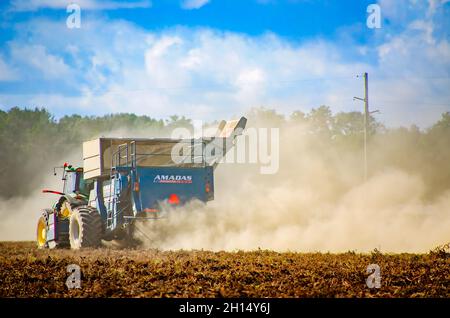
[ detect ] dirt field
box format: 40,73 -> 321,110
0,242 -> 448,298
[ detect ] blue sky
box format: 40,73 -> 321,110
0,0 -> 449,127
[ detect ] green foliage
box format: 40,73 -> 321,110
431,112 -> 450,131
307,105 -> 333,136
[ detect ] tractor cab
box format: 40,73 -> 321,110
62,165 -> 90,196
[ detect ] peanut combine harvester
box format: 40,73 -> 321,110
36,117 -> 247,249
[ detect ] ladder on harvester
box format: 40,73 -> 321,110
106,142 -> 135,229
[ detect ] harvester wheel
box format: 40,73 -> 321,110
36,209 -> 51,249
69,206 -> 103,249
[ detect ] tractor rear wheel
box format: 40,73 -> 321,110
69,206 -> 103,249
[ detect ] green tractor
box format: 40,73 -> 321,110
37,163 -> 98,249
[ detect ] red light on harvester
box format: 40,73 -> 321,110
134,182 -> 140,192
168,193 -> 180,205
205,183 -> 210,193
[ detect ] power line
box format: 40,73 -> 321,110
374,100 -> 450,107
2,75 -> 449,94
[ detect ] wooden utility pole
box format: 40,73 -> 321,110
354,72 -> 370,181
363,72 -> 369,182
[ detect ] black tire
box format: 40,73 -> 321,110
69,205 -> 103,249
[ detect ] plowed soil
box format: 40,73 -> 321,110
0,242 -> 448,298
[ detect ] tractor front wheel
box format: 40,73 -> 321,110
69,206 -> 103,249
36,210 -> 50,249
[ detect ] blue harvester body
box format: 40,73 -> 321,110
37,117 -> 246,248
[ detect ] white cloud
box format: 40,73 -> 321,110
0,56 -> 18,81
181,0 -> 210,10
10,0 -> 152,11
9,44 -> 71,79
1,6 -> 449,127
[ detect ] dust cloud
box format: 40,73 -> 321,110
137,121 -> 450,253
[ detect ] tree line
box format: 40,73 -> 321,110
0,106 -> 449,199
